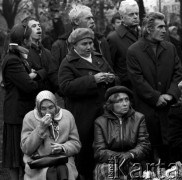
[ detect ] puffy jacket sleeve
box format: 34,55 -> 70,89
93,117 -> 121,163
129,114 -> 151,161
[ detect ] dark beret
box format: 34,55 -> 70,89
68,28 -> 94,44
105,86 -> 133,101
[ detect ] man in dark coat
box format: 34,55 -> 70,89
58,28 -> 116,180
23,17 -> 59,93
51,4 -> 112,68
107,0 -> 140,88
127,12 -> 182,165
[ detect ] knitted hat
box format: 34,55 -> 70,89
10,23 -> 32,45
105,86 -> 133,101
68,28 -> 94,44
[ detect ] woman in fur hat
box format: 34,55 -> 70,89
21,90 -> 81,180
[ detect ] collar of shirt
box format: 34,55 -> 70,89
74,49 -> 92,63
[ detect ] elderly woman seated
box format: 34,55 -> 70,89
93,86 -> 151,179
21,90 -> 81,180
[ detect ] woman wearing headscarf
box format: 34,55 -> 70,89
93,86 -> 151,179
1,23 -> 44,180
58,28 -> 117,180
21,90 -> 81,180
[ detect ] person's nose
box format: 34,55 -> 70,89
123,100 -> 127,106
162,27 -> 166,33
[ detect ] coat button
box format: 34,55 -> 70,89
158,82 -> 161,86
89,71 -> 93,75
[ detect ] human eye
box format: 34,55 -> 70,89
40,107 -> 46,111
49,105 -> 55,110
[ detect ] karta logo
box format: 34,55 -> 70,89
108,157 -> 181,179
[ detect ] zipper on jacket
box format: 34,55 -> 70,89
119,118 -> 123,150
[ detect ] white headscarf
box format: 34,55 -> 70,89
34,90 -> 62,141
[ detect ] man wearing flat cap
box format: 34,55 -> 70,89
58,28 -> 116,180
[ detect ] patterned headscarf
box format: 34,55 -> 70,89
34,90 -> 62,141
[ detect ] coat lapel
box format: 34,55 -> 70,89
116,25 -> 138,42
141,38 -> 166,64
66,50 -> 103,72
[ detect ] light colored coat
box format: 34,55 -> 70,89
21,108 -> 81,180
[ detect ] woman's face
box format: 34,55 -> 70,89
74,38 -> 93,58
113,93 -> 130,115
40,100 -> 56,117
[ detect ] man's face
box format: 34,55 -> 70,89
74,38 -> 93,58
150,19 -> 166,42
28,20 -> 42,40
112,19 -> 122,30
77,11 -> 95,30
122,5 -> 139,27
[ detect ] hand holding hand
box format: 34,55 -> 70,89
51,142 -> 64,154
94,72 -> 107,84
119,152 -> 133,165
105,73 -> 115,83
162,94 -> 173,101
29,72 -> 37,79
156,95 -> 167,107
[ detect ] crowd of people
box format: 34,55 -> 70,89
1,0 -> 182,180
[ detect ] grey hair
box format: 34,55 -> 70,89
68,4 -> 92,25
119,0 -> 138,16
142,12 -> 165,37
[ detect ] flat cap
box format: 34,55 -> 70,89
105,86 -> 133,101
68,28 -> 94,44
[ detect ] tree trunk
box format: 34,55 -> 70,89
2,0 -> 21,29
136,0 -> 146,25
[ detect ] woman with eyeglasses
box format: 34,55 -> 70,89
1,23 -> 44,180
93,86 -> 151,179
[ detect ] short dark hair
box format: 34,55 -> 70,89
21,16 -> 38,27
142,12 -> 165,37
111,12 -> 121,24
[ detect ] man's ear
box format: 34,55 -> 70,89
74,19 -> 79,26
146,27 -> 151,34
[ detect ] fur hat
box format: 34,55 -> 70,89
68,28 -> 94,44
105,86 -> 133,101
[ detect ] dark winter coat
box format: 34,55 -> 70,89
127,37 -> 182,146
2,51 -> 43,124
51,31 -> 112,68
93,108 -> 151,163
58,49 -> 115,176
28,44 -> 58,93
107,24 -> 138,88
168,104 -> 182,162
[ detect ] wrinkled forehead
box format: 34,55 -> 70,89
79,10 -> 93,19
124,5 -> 139,15
28,19 -> 40,28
